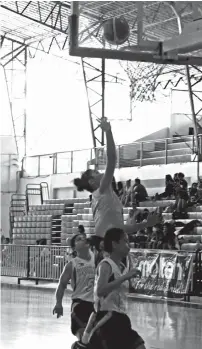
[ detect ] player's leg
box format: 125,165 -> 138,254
71,301 -> 94,341
95,312 -> 145,349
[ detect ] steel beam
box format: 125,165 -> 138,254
1,2 -> 70,35
81,57 -> 126,149
1,37 -> 28,160
81,58 -> 105,150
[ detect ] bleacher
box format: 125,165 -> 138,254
10,190 -> 202,252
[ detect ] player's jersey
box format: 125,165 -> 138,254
94,257 -> 129,314
92,187 -> 124,237
71,251 -> 95,303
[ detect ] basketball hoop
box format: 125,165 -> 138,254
120,61 -> 165,102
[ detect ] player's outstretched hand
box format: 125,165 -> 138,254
146,211 -> 160,228
53,303 -> 63,318
99,117 -> 111,132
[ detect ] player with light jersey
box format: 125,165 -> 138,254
90,227 -> 146,349
53,232 -> 95,341
74,118 -> 159,240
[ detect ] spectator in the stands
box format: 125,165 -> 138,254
155,174 -> 175,200
162,222 -> 176,250
197,179 -> 202,203
1,232 -> 8,250
123,179 -> 132,206
142,208 -> 150,221
126,208 -> 135,224
175,173 -> 189,213
189,182 -> 198,198
174,173 -> 179,183
147,224 -> 164,249
78,225 -> 85,234
163,174 -> 175,198
178,172 -> 188,191
117,181 -> 124,200
126,207 -> 141,242
134,230 -> 147,248
39,239 -> 50,256
132,178 -> 148,205
1,237 -> 11,255
145,227 -> 153,247
175,219 -> 201,237
134,208 -> 150,224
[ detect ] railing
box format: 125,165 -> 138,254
1,245 -> 67,280
22,134 -> 202,177
1,245 -> 201,288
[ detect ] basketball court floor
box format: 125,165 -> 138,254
1,286 -> 202,349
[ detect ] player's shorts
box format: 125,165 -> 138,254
71,299 -> 94,336
90,311 -> 144,349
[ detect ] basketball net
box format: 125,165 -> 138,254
120,61 -> 165,102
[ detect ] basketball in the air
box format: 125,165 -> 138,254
103,17 -> 130,45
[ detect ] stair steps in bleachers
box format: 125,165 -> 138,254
163,212 -> 202,220
139,206 -> 202,212
139,200 -> 175,207
19,198 -> 89,246
175,226 -> 202,234
120,137 -> 194,168
138,148 -> 192,159
133,154 -> 192,166
167,140 -> 192,150
51,215 -> 62,245
44,198 -> 88,204
178,235 -> 202,242
171,135 -> 194,143
168,219 -> 202,225
181,243 -> 202,251
12,215 -> 52,245
29,203 -> 65,245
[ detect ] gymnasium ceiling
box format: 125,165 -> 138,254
1,1 -> 202,79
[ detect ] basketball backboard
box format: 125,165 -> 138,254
69,1 -> 202,66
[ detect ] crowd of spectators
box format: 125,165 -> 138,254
110,174 -> 202,251
113,177 -> 148,206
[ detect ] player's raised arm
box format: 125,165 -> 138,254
99,118 -> 117,194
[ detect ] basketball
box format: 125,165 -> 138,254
103,17 -> 130,45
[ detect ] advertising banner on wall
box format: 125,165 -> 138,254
130,249 -> 194,298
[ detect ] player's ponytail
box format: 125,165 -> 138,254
74,178 -> 84,192
74,170 -> 94,193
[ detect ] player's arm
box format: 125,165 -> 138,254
125,212 -> 160,235
55,261 -> 72,304
53,261 -> 72,318
99,119 -> 116,194
96,261 -> 139,297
